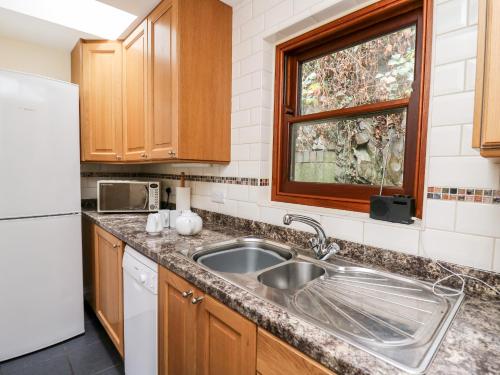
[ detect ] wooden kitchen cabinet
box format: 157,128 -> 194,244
122,20 -> 149,161
71,41 -> 123,162
158,266 -> 256,375
72,0 -> 231,163
197,294 -> 256,375
158,266 -> 201,375
94,225 -> 124,357
257,328 -> 336,375
473,0 -> 500,158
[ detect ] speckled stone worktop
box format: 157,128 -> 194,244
82,210 -> 500,375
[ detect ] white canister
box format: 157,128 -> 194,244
169,210 -> 180,229
175,210 -> 203,236
146,213 -> 163,235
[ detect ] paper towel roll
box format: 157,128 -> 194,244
176,187 -> 191,211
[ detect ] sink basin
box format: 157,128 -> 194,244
257,262 -> 325,290
193,238 -> 294,274
186,237 -> 464,374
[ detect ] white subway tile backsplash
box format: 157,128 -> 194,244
321,215 -> 363,243
240,15 -> 265,40
238,89 -> 262,109
434,27 -> 477,65
468,0 -> 478,25
231,110 -> 251,127
421,229 -> 494,270
239,125 -> 261,143
240,52 -> 264,75
460,124 -> 479,155
264,1 -> 293,29
431,91 -> 474,126
233,1 -> 252,25
232,39 -> 253,62
260,205 -> 287,226
428,156 -> 500,188
494,239 -> 500,273
435,0 -> 467,35
253,0 -> 283,16
231,144 -> 250,160
433,61 -> 465,95
364,223 -> 420,255
232,74 -> 252,95
227,184 -> 249,201
455,203 -> 500,237
238,161 -> 260,177
465,59 -> 476,90
237,201 -> 260,220
425,199 -> 457,230
429,125 -> 462,156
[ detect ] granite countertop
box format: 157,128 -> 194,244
82,210 -> 500,375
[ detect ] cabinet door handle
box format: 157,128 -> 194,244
182,290 -> 193,298
191,296 -> 204,304
116,155 -> 122,160
112,243 -> 119,248
168,150 -> 176,157
141,153 -> 148,158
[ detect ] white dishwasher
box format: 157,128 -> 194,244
123,245 -> 158,375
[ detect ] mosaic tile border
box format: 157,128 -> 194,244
80,172 -> 270,187
427,186 -> 500,204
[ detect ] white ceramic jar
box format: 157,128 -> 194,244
175,210 -> 203,235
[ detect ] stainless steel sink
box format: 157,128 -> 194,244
192,237 -> 294,274
258,261 -> 325,290
187,237 -> 464,374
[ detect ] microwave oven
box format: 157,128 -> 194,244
97,180 -> 160,213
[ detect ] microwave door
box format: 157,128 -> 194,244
99,183 -> 149,212
130,184 -> 149,210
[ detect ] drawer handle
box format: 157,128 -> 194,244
182,290 -> 193,298
191,296 -> 204,305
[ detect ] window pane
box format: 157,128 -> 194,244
290,109 -> 407,187
300,25 -> 416,115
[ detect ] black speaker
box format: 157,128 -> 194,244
370,195 -> 415,224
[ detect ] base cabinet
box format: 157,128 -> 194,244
257,328 -> 335,375
158,266 -> 256,375
81,222 -> 124,357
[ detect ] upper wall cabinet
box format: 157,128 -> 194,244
122,20 -> 148,162
71,41 -> 123,162
473,0 -> 500,158
72,0 -> 232,163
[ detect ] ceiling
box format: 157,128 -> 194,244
0,0 -> 160,51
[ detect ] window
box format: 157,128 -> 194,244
272,0 -> 431,216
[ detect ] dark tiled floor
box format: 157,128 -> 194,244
0,305 -> 124,375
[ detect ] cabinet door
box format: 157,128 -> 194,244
94,226 -> 124,357
81,219 -> 96,311
473,0 -> 500,157
197,295 -> 256,375
148,0 -> 177,160
158,267 -> 200,375
257,328 -> 335,375
81,42 -> 123,161
123,21 -> 149,161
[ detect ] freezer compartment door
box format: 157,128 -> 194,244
0,70 -> 81,219
0,214 -> 84,361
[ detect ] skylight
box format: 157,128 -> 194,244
0,0 -> 137,40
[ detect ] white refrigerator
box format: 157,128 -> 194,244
0,70 -> 84,361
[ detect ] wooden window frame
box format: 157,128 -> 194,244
272,0 -> 433,217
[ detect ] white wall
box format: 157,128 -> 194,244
88,0 -> 500,272
0,35 -> 70,81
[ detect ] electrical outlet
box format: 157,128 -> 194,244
211,190 -> 225,204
